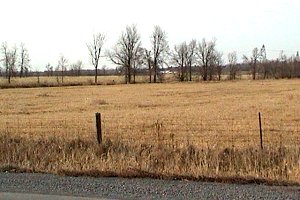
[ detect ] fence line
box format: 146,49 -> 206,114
1,113 -> 299,148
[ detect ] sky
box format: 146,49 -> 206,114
1,0 -> 300,70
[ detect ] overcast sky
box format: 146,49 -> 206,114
1,0 -> 300,70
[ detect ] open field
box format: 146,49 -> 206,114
0,73 -> 251,88
0,76 -> 131,87
1,79 -> 300,183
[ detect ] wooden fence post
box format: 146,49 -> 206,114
95,112 -> 102,144
259,112 -> 263,150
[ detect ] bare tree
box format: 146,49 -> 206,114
259,44 -> 269,79
1,42 -> 9,79
1,42 -> 17,83
278,52 -> 298,79
172,40 -> 197,82
173,42 -> 188,81
277,51 -> 294,79
145,49 -> 153,83
45,63 -> 54,76
228,51 -> 238,80
187,39 -> 197,81
243,47 -> 260,80
213,51 -> 224,81
107,24 -> 141,84
287,56 -> 295,78
76,60 -> 83,76
132,47 -> 145,83
260,45 -> 267,62
70,60 -> 82,76
251,47 -> 260,80
151,25 -> 169,83
294,51 -> 300,77
196,38 -> 216,81
19,43 -> 30,78
57,55 -> 68,83
87,33 -> 105,84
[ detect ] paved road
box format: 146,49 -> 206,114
0,173 -> 299,200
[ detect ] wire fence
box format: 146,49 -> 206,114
1,113 -> 300,149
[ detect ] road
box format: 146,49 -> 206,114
0,173 -> 299,199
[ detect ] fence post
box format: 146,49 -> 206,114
95,112 -> 102,144
259,112 -> 263,150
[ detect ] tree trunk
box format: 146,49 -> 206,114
252,65 -> 256,80
203,66 -> 208,81
153,59 -> 157,83
189,62 -> 192,81
128,66 -> 131,84
95,66 -> 98,84
148,60 -> 152,83
133,66 -> 136,84
8,70 -> 11,84
125,66 -> 128,84
61,69 -> 64,83
20,67 -> 23,78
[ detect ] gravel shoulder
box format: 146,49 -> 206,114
0,192 -> 102,200
0,173 -> 299,200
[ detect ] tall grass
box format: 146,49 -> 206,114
1,135 -> 300,184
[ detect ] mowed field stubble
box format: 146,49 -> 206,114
1,79 -> 300,183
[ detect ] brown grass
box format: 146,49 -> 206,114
1,79 -> 300,184
0,136 -> 299,185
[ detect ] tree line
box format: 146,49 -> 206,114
0,42 -> 30,83
1,24 -> 300,84
0,42 -> 85,84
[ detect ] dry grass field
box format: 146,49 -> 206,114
0,75 -> 168,88
1,79 -> 300,184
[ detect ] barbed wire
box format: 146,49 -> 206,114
1,114 -> 299,145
